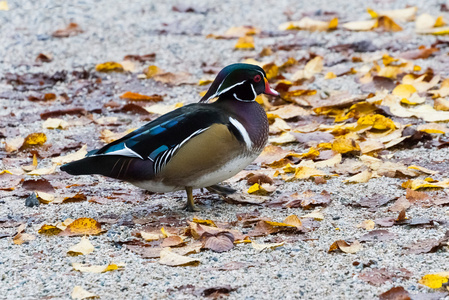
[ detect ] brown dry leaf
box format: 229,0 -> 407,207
254,144 -> 290,166
357,220 -> 375,230
95,61 -> 124,72
153,72 -> 194,85
268,104 -> 309,119
0,172 -> 22,191
360,268 -> 412,286
234,36 -> 255,50
71,286 -> 99,300
279,17 -> 338,31
379,287 -> 411,300
72,262 -> 124,273
251,241 -> 284,251
359,230 -> 397,242
140,230 -> 163,241
404,236 -> 448,254
159,248 -> 200,267
67,236 -> 95,256
283,215 -> 302,229
389,196 -> 411,212
202,232 -> 234,253
26,165 -> 57,176
328,240 -> 362,254
119,91 -> 163,102
52,145 -> 87,165
52,23 -> 83,38
161,236 -> 185,248
269,132 -> 297,145
43,118 -> 69,129
59,218 -> 104,236
284,190 -> 332,209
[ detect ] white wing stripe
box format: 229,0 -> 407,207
100,144 -> 143,159
229,117 -> 252,149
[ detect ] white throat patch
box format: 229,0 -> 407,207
229,117 -> 252,149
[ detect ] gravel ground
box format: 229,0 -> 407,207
2,0 -> 449,299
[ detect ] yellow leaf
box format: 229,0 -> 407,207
32,154 -> 38,167
435,16 -> 446,27
408,165 -> 437,175
160,227 -> 172,238
59,218 -> 104,236
0,1 -> 8,10
263,63 -> 279,80
279,17 -> 337,31
417,123 -> 449,134
192,217 -> 217,227
328,18 -> 339,30
392,84 -> 417,98
332,136 -> 360,153
234,36 -> 255,50
367,8 -> 378,18
144,65 -> 162,78
357,114 -> 395,130
292,56 -> 323,80
67,236 -> 95,256
71,286 -> 99,300
72,263 -> 124,273
375,16 -> 403,32
95,62 -> 124,72
419,274 -> 448,289
247,183 -> 275,195
198,78 -> 213,86
23,132 -> 47,147
251,241 -> 284,251
38,224 -> 63,236
434,98 -> 449,111
325,72 -> 337,79
402,179 -> 449,190
264,221 -> 296,228
294,166 -> 326,179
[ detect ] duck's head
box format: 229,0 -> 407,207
200,63 -> 279,103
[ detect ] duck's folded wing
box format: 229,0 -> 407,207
60,105 -> 235,180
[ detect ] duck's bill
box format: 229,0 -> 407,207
263,77 -> 280,96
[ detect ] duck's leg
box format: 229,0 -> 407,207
206,184 -> 236,196
183,186 -> 197,212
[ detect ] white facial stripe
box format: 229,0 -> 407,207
250,83 -> 257,99
229,117 -> 252,149
207,80 -> 247,102
102,144 -> 143,159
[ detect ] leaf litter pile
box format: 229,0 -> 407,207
2,1 -> 449,299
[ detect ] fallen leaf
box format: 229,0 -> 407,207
378,287 -> 411,300
159,248 -> 200,267
202,232 -> 234,253
5,136 -> 25,152
342,20 -> 377,31
328,240 -> 362,254
59,218 -> 104,236
357,220 -> 375,230
360,268 -> 412,286
234,36 -> 255,50
38,224 -> 63,236
119,91 -> 163,102
344,170 -> 373,183
13,224 -> 35,245
23,132 -> 47,148
35,191 -> 55,204
42,118 -> 69,129
95,62 -> 124,72
71,286 -> 99,300
67,236 -> 95,256
144,103 -> 183,115
359,230 -> 397,242
192,217 -> 217,227
161,236 -> 185,248
302,210 -> 324,221
419,274 -> 449,289
52,145 -> 87,165
279,17 -> 338,31
72,263 -> 124,273
52,23 -> 83,38
251,241 -> 284,251
0,1 -> 9,11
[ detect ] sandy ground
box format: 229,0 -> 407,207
2,0 -> 449,299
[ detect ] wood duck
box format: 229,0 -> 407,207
61,63 -> 279,211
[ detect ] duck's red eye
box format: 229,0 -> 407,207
254,74 -> 261,82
